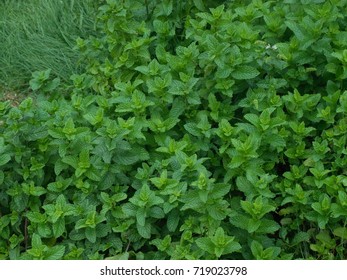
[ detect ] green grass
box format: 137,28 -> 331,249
0,0 -> 98,92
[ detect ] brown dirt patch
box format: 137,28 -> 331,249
0,88 -> 28,107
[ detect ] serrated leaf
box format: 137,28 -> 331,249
0,154 -> 11,166
268,134 -> 286,149
61,156 -> 78,169
244,114 -> 259,127
292,232 -> 310,245
169,99 -> 185,119
135,65 -> 149,75
251,240 -> 263,259
26,126 -> 49,141
223,241 -> 242,255
31,233 -> 42,248
122,203 -> 137,217
69,229 -> 85,241
184,123 -> 201,137
136,208 -> 146,227
247,219 -> 261,233
236,176 -> 253,194
62,118 -> 76,135
45,245 -> 65,260
228,155 -> 245,168
180,190 -> 202,210
232,66 -> 260,80
257,219 -> 280,234
229,213 -> 249,230
207,204 -> 228,220
215,68 -> 231,79
149,206 -> 165,219
193,0 -> 205,11
114,152 -> 139,165
196,237 -> 215,255
210,183 -> 231,199
96,223 -> 110,238
52,218 -> 65,238
30,186 -> 47,197
285,21 -> 306,41
137,222 -> 151,239
26,212 -> 46,223
78,149 -> 91,169
0,170 -> 4,184
85,227 -> 97,243
84,169 -> 102,182
167,210 -> 179,232
333,227 -> 347,239
37,223 -> 51,237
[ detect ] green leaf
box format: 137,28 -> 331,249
84,169 -> 102,182
62,118 -> 76,135
0,170 -> 4,184
52,218 -> 65,238
54,160 -> 67,176
247,218 -> 261,233
62,156 -> 78,169
333,227 -> 347,239
96,223 -> 110,238
167,210 -> 179,232
149,206 -> 165,219
26,212 -> 46,223
85,227 -> 97,243
213,227 -> 226,244
78,149 -> 91,169
292,232 -> 310,245
257,219 -> 280,234
251,240 -> 263,259
114,152 -> 139,165
193,0 -> 205,11
136,208 -> 146,227
184,123 -> 201,137
0,154 -> 11,166
137,222 -> 151,239
211,183 -> 231,199
244,114 -> 259,127
207,204 -> 228,220
180,190 -> 202,210
231,66 -> 260,80
223,241 -> 241,255
45,245 -> 65,260
122,203 -> 137,217
69,230 -> 85,241
37,223 -> 51,238
196,237 -> 215,255
240,200 -> 253,215
285,21 -> 307,41
31,233 -> 42,248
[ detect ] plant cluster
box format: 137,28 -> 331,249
1,0 -> 347,259
0,0 -> 98,91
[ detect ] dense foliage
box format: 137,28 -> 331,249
1,0 -> 347,259
0,0 -> 97,91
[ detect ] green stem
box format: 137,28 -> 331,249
145,0 -> 149,19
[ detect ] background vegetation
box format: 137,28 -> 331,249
1,0 -> 347,260
0,0 -> 98,93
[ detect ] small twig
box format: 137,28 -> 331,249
144,0 -> 149,19
24,211 -> 28,250
125,241 -> 131,252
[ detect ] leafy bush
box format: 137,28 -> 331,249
1,0 -> 347,260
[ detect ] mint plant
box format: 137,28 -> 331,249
1,0 -> 347,260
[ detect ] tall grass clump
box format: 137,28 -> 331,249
0,0 -> 98,91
